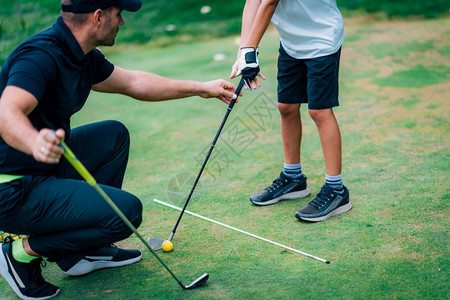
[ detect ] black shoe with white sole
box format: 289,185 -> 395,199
0,240 -> 60,300
57,245 -> 142,276
250,172 -> 310,206
295,185 -> 352,222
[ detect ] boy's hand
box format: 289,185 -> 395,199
237,47 -> 259,89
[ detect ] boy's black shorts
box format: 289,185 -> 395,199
277,44 -> 341,110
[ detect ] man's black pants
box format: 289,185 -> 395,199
0,120 -> 142,263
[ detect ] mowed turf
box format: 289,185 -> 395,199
0,17 -> 449,299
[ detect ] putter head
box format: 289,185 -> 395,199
147,238 -> 165,251
184,273 -> 209,290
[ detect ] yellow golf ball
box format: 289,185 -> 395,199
162,240 -> 173,252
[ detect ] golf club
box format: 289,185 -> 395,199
148,78 -> 245,251
59,140 -> 209,290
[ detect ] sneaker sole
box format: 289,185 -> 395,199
250,188 -> 311,206
296,202 -> 352,222
0,248 -> 60,300
64,252 -> 142,276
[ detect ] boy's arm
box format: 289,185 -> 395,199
230,0 -> 279,88
241,0 -> 280,48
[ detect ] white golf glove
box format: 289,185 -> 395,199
236,47 -> 259,90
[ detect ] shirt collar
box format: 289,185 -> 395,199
53,16 -> 86,62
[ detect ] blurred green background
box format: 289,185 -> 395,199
1,0 -> 449,65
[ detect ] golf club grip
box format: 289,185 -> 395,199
229,78 -> 245,109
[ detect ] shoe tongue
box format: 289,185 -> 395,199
321,184 -> 333,194
30,257 -> 44,265
29,258 -> 46,284
322,184 -> 333,193
92,245 -> 119,257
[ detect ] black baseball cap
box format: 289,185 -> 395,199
61,0 -> 142,14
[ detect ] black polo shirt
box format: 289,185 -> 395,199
0,16 -> 114,175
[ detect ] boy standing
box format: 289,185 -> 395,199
231,0 -> 352,222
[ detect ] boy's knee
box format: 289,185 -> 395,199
278,103 -> 299,117
308,108 -> 333,124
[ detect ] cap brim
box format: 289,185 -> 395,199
118,0 -> 142,12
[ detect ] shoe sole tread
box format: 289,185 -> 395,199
64,252 -> 142,276
250,188 -> 310,206
296,202 -> 352,222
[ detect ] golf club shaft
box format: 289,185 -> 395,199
155,198 -> 330,264
59,141 -> 192,289
169,78 -> 245,241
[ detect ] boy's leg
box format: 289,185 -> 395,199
295,48 -> 351,222
249,44 -> 310,206
279,103 -> 306,180
279,103 -> 302,165
308,108 -> 342,176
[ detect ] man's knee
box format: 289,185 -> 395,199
123,193 -> 143,229
108,120 -> 130,148
108,193 -> 143,238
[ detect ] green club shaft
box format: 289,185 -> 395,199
59,140 -> 191,289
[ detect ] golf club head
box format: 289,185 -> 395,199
147,237 -> 165,251
184,273 -> 209,290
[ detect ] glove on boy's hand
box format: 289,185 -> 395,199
237,47 -> 259,89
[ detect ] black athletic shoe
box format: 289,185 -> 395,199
250,172 -> 310,206
58,245 -> 142,276
295,185 -> 351,222
0,240 -> 60,300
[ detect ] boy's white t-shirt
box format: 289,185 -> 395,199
269,0 -> 345,59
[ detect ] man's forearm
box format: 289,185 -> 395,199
95,68 -> 210,101
0,106 -> 37,156
126,72 -> 213,102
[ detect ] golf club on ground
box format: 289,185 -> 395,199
59,140 -> 209,290
148,78 -> 245,251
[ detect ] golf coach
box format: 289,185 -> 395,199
0,0 -> 238,299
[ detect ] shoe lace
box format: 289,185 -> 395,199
266,177 -> 286,193
29,258 -> 46,285
309,188 -> 334,209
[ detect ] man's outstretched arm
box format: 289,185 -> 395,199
92,66 -> 238,104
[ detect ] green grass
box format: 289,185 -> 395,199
373,65 -> 450,87
0,4 -> 449,300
